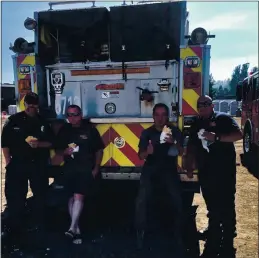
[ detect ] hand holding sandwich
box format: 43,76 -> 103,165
64,143 -> 77,156
25,136 -> 39,148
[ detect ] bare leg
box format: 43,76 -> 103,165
68,197 -> 74,219
68,194 -> 84,243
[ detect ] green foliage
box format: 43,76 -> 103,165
209,73 -> 217,99
228,63 -> 250,96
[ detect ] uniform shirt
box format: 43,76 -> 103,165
1,111 -> 53,161
55,121 -> 104,168
188,112 -> 240,171
138,125 -> 183,169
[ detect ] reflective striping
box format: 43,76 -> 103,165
180,47 -> 202,73
111,143 -> 135,166
183,89 -> 200,113
17,54 -> 37,111
102,143 -> 112,166
181,46 -> 202,116
110,126 -> 143,166
96,124 -> 110,136
112,124 -> 139,153
96,123 -> 151,167
140,123 -> 153,129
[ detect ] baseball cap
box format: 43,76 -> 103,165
24,92 -> 39,105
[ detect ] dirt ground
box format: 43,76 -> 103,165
1,118 -> 258,257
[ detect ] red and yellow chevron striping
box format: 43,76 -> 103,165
16,54 -> 37,111
180,46 -> 202,116
95,123 -> 153,167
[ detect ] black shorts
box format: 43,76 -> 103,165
63,164 -> 97,197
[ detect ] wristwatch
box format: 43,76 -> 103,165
215,134 -> 221,142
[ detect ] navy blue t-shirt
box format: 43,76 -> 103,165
55,122 -> 104,168
188,112 -> 240,171
138,125 -> 183,169
1,111 -> 53,161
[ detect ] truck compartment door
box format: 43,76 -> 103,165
81,80 -> 140,117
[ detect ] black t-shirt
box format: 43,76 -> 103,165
138,125 -> 183,169
55,122 -> 104,168
1,111 -> 53,161
188,112 -> 240,171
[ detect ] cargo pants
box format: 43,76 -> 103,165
135,165 -> 183,239
5,158 -> 48,244
199,162 -> 237,251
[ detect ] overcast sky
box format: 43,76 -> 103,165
1,1 -> 258,83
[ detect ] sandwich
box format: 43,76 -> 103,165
68,143 -> 77,149
25,136 -> 38,143
160,125 -> 172,144
162,125 -> 172,135
68,143 -> 79,158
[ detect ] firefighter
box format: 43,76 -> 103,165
1,92 -> 53,252
55,105 -> 104,244
186,95 -> 242,258
135,103 -> 185,256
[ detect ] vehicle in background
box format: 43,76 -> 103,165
236,71 -> 259,154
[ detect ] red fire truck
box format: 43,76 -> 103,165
236,71 -> 259,154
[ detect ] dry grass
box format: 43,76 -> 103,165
1,118 -> 258,257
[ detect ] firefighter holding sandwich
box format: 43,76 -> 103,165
55,104 -> 104,245
1,92 -> 53,252
135,103 -> 185,257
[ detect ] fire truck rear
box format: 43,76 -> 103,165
10,0 -> 214,194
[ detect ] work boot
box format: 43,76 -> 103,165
136,230 -> 145,249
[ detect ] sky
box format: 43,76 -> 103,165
1,1 -> 258,83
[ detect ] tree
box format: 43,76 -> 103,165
228,63 -> 250,96
217,85 -> 224,98
209,74 -> 217,99
223,87 -> 229,96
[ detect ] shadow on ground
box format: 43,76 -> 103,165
1,180 -> 201,258
240,149 -> 259,180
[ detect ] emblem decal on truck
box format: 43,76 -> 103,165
105,103 -> 116,114
114,137 -> 125,149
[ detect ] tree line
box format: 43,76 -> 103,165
209,64 -> 258,100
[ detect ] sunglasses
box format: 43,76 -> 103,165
67,112 -> 81,117
197,101 -> 212,108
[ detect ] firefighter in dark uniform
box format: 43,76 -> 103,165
135,103 -> 185,256
55,105 -> 104,245
1,92 -> 53,252
186,95 -> 243,258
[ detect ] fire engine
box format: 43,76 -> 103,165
236,71 -> 259,154
10,0 -> 215,194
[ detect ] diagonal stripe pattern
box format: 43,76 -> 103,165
95,123 -> 153,167
16,54 -> 37,111
180,46 -> 202,115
